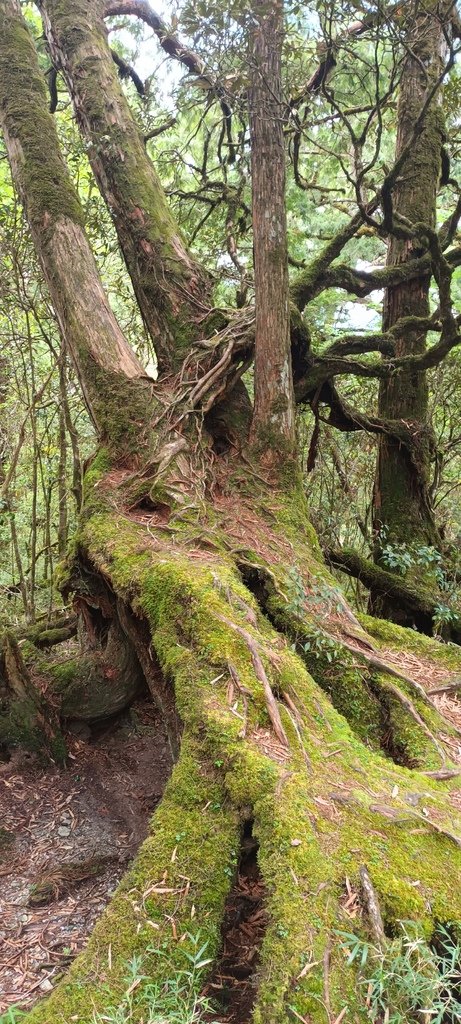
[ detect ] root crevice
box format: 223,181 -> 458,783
203,819 -> 269,1024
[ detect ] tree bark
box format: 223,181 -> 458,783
248,0 -> 296,467
0,0 -> 152,443
39,0 -> 212,375
0,633 -> 66,761
372,2 -> 447,606
57,356 -> 68,559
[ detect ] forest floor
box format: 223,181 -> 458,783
0,695 -> 173,1014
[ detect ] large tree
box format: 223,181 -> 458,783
372,0 -> 452,616
2,2 -> 461,1023
290,2 -> 461,632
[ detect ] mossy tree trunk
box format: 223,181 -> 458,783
1,3 -> 461,1023
39,0 -> 212,375
372,1 -> 447,617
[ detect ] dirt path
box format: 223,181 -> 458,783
0,696 -> 173,1013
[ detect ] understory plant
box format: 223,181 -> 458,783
340,921 -> 461,1023
0,1010 -> 27,1024
92,931 -> 222,1024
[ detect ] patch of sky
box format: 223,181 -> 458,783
342,260 -> 383,331
111,0 -> 183,108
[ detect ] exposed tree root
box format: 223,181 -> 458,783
218,615 -> 289,746
14,473 -> 461,1024
368,674 -> 447,764
14,613 -> 78,650
326,546 -> 461,641
239,556 -> 445,708
428,680 -> 461,696
359,866 -> 386,948
238,562 -> 457,769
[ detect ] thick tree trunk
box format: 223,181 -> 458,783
0,0 -> 150,441
0,632 -> 66,761
248,0 -> 296,466
39,0 -> 212,374
372,2 -> 447,616
2,5 -> 461,1024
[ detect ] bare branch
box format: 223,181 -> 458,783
104,0 -> 205,78
110,48 -> 145,96
143,116 -> 176,142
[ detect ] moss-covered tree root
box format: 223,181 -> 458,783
21,489 -> 461,1024
326,545 -> 461,642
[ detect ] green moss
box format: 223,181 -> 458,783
17,639 -> 40,663
25,735 -> 240,1024
250,425 -> 298,484
260,567 -> 453,770
374,680 -> 440,770
281,616 -> 384,747
0,696 -> 59,759
22,476 -> 461,1024
0,5 -> 84,233
79,356 -> 154,456
202,308 -> 229,336
360,612 -> 461,671
85,447 -> 112,482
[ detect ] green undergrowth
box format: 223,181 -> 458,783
0,1008 -> 27,1023
91,929 -> 222,1024
22,474 -> 461,1024
340,921 -> 461,1023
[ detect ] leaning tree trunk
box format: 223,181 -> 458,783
38,0 -> 212,375
371,1 -> 447,620
1,4 -> 461,1024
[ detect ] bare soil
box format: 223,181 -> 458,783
0,696 -> 173,1013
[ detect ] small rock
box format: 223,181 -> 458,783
57,826 -> 71,837
291,839 -> 302,847
39,979 -> 53,992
